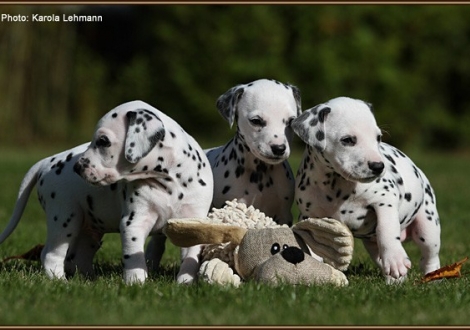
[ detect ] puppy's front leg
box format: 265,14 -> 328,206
374,206 -> 411,283
120,211 -> 149,284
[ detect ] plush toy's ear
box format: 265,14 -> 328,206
216,85 -> 245,128
163,218 -> 248,248
125,109 -> 166,163
291,104 -> 331,151
292,218 -> 354,271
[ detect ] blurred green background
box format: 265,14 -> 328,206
1,4 -> 470,151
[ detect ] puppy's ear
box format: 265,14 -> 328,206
364,101 -> 374,112
291,104 -> 331,151
289,84 -> 302,116
125,109 -> 165,163
216,84 -> 245,128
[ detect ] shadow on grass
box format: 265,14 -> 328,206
1,256 -> 387,284
344,262 -> 382,278
93,261 -> 180,283
0,258 -> 181,284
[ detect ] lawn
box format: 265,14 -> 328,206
0,145 -> 469,326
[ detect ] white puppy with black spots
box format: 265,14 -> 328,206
206,79 -> 302,225
291,96 -> 441,283
0,100 -> 213,284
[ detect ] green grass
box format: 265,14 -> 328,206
0,146 -> 469,325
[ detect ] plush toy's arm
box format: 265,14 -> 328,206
293,218 -> 354,271
163,218 -> 247,247
198,258 -> 241,287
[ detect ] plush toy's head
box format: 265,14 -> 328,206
234,227 -> 348,286
164,215 -> 353,287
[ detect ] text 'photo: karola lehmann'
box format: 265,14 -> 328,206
1,13 -> 103,22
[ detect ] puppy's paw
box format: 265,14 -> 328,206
380,248 -> 411,282
176,273 -> 195,285
385,274 -> 407,285
123,269 -> 147,285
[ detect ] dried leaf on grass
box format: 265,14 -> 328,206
420,256 -> 468,283
1,244 -> 44,263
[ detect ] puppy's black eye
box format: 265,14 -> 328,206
96,135 -> 111,148
249,116 -> 266,127
341,136 -> 357,146
377,134 -> 382,143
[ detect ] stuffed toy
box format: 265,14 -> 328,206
164,199 -> 354,287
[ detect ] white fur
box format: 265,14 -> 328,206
206,79 -> 301,225
292,97 -> 441,283
1,100 -> 213,284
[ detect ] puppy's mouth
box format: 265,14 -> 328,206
260,155 -> 286,165
354,176 -> 380,183
79,171 -> 116,187
339,170 -> 382,184
255,150 -> 289,165
89,176 -> 113,186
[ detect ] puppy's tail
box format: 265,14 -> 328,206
0,160 -> 42,244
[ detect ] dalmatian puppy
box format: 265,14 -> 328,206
206,79 -> 302,226
0,100 -> 213,284
291,96 -> 441,283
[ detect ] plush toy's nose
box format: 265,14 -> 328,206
280,246 -> 305,265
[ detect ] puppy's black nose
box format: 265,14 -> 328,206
368,161 -> 385,175
280,246 -> 305,265
271,144 -> 286,156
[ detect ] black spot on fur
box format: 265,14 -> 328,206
384,154 -> 396,166
235,165 -> 245,178
316,130 -> 325,141
318,107 -> 331,121
87,195 -> 94,211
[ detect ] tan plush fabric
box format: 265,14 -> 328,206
234,227 -> 348,286
164,218 -> 247,247
293,218 -> 354,271
254,253 -> 348,286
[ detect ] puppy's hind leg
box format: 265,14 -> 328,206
409,204 -> 441,275
65,229 -> 103,278
145,233 -> 167,273
41,213 -> 82,280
